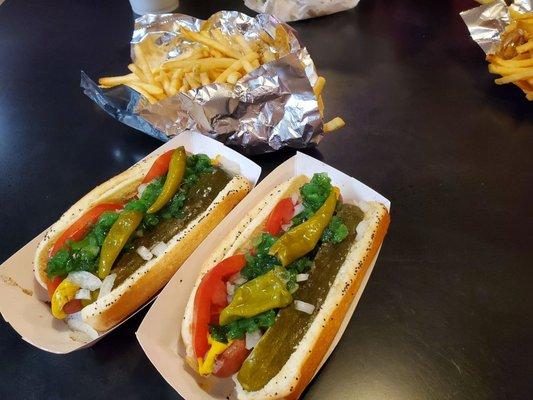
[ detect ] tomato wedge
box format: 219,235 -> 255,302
49,203 -> 124,258
142,149 -> 174,184
193,254 -> 246,359
46,276 -> 63,300
265,198 -> 295,236
63,299 -> 83,314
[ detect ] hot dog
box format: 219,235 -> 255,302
181,173 -> 389,399
34,146 -> 251,338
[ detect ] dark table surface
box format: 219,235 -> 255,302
1,0 -> 532,399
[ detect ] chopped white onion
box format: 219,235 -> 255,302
137,183 -> 148,198
229,273 -> 241,283
281,222 -> 293,232
226,281 -> 235,296
227,294 -> 233,304
245,330 -> 262,350
294,300 -> 315,314
66,312 -> 98,340
74,288 -> 91,300
296,273 -> 309,282
234,276 -> 247,285
97,273 -> 116,300
291,192 -> 300,205
67,271 -> 102,291
136,245 -> 153,261
150,241 -> 168,257
293,203 -> 305,215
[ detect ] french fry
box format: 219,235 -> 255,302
125,82 -> 157,104
98,73 -> 138,87
494,68 -> 533,84
200,72 -> 210,86
212,29 -> 240,54
127,63 -> 146,81
323,117 -> 345,133
185,72 -> 200,89
210,49 -> 223,58
234,34 -> 253,54
161,57 -> 235,71
509,8 -> 533,20
136,81 -> 164,95
242,59 -> 255,73
317,95 -> 324,117
208,68 -> 223,81
226,71 -> 241,85
133,45 -> 154,83
488,64 -> 523,75
181,28 -> 241,59
274,26 -> 290,54
215,52 -> 259,83
259,31 -> 274,45
491,55 -> 533,68
313,76 -> 326,96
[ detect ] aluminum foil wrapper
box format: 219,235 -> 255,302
244,0 -> 360,22
81,11 -> 323,154
460,0 -> 532,55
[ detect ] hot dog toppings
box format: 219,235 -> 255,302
193,173 -> 354,377
46,149 -> 223,322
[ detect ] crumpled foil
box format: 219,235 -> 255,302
244,0 -> 360,22
81,11 -> 323,154
460,0 -> 533,55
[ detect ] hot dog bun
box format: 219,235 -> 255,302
34,150 -> 252,332
181,175 -> 390,399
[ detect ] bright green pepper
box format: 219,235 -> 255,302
98,210 -> 143,278
219,267 -> 292,326
269,187 -> 338,266
147,147 -> 186,214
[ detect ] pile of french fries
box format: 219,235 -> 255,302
99,24 -> 345,132
487,8 -> 533,101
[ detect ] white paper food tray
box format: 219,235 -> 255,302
0,131 -> 261,354
136,151 -> 391,399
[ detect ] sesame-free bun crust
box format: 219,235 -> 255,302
180,176 -> 390,399
34,152 -> 251,332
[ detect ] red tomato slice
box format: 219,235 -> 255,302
142,149 -> 175,184
46,276 -> 63,300
213,339 -> 251,378
265,198 -> 295,236
211,279 -> 228,308
210,304 -> 226,324
48,203 -> 124,258
63,299 -> 83,314
193,254 -> 246,359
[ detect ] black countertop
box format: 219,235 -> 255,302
0,0 -> 531,399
